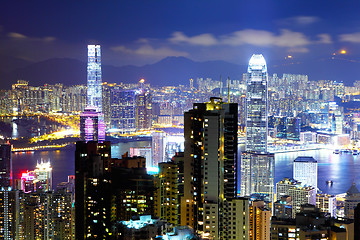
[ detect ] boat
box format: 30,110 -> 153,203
333,149 -> 340,154
326,180 -> 333,185
353,149 -> 359,155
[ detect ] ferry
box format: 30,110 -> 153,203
353,149 -> 359,155
333,149 -> 340,154
326,180 -> 333,185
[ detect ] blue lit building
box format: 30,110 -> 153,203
245,54 -> 268,153
241,54 -> 274,204
87,45 -> 102,112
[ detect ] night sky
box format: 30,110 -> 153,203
1,1 -> 360,71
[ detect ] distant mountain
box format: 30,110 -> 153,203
1,56 -> 360,89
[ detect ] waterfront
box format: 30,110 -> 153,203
12,141 -> 360,195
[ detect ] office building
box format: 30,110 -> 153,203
183,97 -> 238,239
240,152 -> 274,202
241,54 -> 274,203
80,44 -> 105,141
135,86 -> 152,130
293,156 -> 318,190
0,144 -> 12,188
87,44 -> 102,112
110,88 -> 136,132
79,107 -> 105,142
245,54 -> 268,153
152,131 -> 166,167
276,116 -> 287,139
286,117 -> 300,141
34,161 -> 52,192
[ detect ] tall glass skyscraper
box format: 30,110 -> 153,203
80,45 -> 105,142
245,54 -> 268,153
241,54 -> 274,203
87,45 -> 102,112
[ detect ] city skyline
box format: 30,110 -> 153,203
1,1 -> 360,238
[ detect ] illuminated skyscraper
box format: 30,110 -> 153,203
80,45 -> 105,142
241,55 -> 274,203
80,108 -> 105,142
87,45 -> 102,112
245,54 -> 268,153
183,97 -> 238,239
0,144 -> 12,188
34,161 -> 52,192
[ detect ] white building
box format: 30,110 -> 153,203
293,156 -> 318,191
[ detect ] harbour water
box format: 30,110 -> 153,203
12,141 -> 360,195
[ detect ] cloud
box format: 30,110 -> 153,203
169,29 -> 312,48
111,44 -> 189,57
316,34 -> 332,44
339,32 -> 360,43
169,31 -> 218,46
289,16 -> 320,25
8,32 -> 27,39
222,29 -> 311,47
277,16 -> 320,26
7,32 -> 56,42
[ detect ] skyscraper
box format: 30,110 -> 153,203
87,44 -> 102,112
241,54 -> 274,203
183,97 -> 238,239
245,54 -> 268,153
80,45 -> 105,142
0,143 -> 12,188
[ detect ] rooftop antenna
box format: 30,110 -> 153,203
219,75 -> 222,99
227,76 -> 230,103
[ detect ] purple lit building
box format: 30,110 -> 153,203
79,44 -> 105,142
80,107 -> 105,142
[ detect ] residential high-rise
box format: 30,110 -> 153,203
75,141 -> 112,240
183,97 -> 238,239
0,143 -> 12,188
293,156 -> 318,190
289,186 -> 316,218
241,54 -> 274,203
154,161 -> 179,226
316,193 -> 336,218
224,198 -> 249,240
249,201 -> 271,240
87,44 -> 102,112
0,189 -> 20,240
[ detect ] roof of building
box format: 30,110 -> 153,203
346,182 -> 360,195
294,156 -> 317,163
